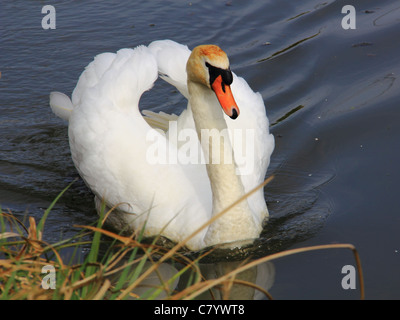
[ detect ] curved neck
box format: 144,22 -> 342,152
187,81 -> 259,246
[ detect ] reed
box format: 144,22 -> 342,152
0,178 -> 364,300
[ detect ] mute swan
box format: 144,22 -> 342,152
49,40 -> 274,251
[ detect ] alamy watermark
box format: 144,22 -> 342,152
41,5 -> 56,30
341,264 -> 357,290
341,5 -> 356,29
41,5 -> 357,31
39,262 -> 358,291
145,121 -> 256,175
41,265 -> 56,289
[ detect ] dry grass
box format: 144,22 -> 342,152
0,178 -> 365,300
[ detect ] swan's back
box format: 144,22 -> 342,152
68,46 -> 212,249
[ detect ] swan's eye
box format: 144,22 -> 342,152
206,62 -> 233,86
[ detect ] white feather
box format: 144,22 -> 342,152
49,91 -> 73,121
49,40 -> 274,251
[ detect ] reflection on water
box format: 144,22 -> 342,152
109,255 -> 275,300
373,5 -> 400,26
193,261 -> 275,300
257,31 -> 321,63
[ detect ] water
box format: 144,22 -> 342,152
1,0 -> 400,299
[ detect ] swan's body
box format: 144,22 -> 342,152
50,40 -> 274,251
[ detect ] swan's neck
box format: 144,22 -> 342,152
187,81 -> 260,246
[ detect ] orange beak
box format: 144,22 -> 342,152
211,75 -> 240,119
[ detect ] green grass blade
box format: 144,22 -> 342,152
37,179 -> 77,236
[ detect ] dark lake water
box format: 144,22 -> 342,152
1,0 -> 400,299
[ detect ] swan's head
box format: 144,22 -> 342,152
187,45 -> 239,119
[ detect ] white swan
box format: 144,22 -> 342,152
49,40 -> 274,251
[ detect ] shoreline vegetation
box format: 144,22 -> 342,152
0,179 -> 364,300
